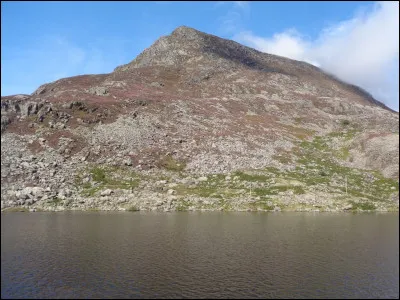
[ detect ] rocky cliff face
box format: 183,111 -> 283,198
1,26 -> 398,212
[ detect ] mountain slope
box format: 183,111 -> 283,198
1,26 -> 398,212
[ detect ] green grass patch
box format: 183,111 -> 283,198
252,185 -> 305,196
327,129 -> 358,141
47,197 -> 63,206
264,167 -> 281,174
280,132 -> 397,206
249,199 -> 275,211
273,154 -> 292,164
335,147 -> 350,160
91,167 -> 106,182
217,198 -> 234,211
127,205 -> 140,212
294,117 -> 303,124
86,207 -> 100,212
293,186 -> 306,194
341,119 -> 351,126
2,207 -> 29,212
81,186 -> 103,197
349,201 -> 376,211
176,199 -> 190,211
175,184 -> 224,198
75,165 -> 140,196
281,124 -> 316,140
233,171 -> 270,182
157,155 -> 186,172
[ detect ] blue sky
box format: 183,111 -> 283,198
1,1 -> 399,111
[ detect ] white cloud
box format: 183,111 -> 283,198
234,1 -> 399,111
237,29 -> 318,65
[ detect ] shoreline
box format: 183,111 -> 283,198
3,209 -> 398,213
2,198 -> 398,213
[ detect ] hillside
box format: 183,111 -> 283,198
1,26 -> 399,212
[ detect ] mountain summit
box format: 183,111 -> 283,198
1,26 -> 399,212
115,25 -> 390,110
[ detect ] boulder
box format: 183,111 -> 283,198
87,86 -> 108,96
123,158 -> 132,166
21,102 -> 39,116
31,187 -> 44,198
101,189 -> 113,196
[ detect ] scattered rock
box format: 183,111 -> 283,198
150,82 -> 164,88
343,204 -> 353,211
123,158 -> 132,166
101,189 -> 113,196
87,86 -> 109,96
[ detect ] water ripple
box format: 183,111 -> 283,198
1,212 -> 399,299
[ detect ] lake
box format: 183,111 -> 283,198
1,212 -> 399,299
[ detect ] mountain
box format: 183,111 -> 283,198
1,26 -> 398,212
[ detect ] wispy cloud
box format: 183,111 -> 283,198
233,1 -> 249,10
233,1 -> 399,111
216,1 -> 250,35
215,1 -> 249,9
1,36 -> 126,95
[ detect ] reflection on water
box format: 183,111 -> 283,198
1,212 -> 399,299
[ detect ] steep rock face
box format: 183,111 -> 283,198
1,26 -> 398,212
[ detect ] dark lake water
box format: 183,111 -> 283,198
1,212 -> 399,299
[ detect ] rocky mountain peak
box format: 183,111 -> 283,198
114,26 -> 207,72
170,25 -> 205,40
113,26 -> 391,111
113,25 -> 282,73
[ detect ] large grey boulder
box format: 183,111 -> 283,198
101,189 -> 113,196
